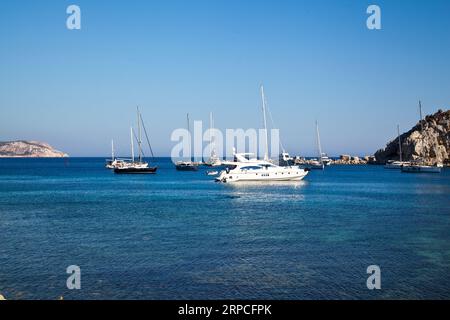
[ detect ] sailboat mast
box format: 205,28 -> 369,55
397,125 -> 402,162
210,112 -> 216,157
130,126 -> 135,162
418,100 -> 426,160
187,113 -> 190,133
111,139 -> 115,160
316,120 -> 323,163
419,100 -> 424,132
260,85 -> 269,161
137,107 -> 142,163
209,112 -> 212,145
187,113 -> 192,162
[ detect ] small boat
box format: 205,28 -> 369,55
384,160 -> 410,169
384,125 -> 409,169
311,121 -> 325,170
176,161 -> 199,171
206,170 -> 219,176
400,102 -> 442,174
175,113 -> 199,171
279,152 -> 294,166
105,140 -> 117,168
105,139 -> 130,169
307,159 -> 325,170
204,112 -> 222,167
320,154 -> 332,166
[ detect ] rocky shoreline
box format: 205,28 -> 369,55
375,109 -> 449,166
0,141 -> 68,158
294,154 -> 376,166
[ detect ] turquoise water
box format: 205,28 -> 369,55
0,158 -> 449,300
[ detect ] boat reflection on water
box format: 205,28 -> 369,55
221,179 -> 308,189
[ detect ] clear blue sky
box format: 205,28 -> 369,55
1,0 -> 449,157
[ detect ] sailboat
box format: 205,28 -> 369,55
316,122 -> 332,166
401,101 -> 442,173
114,107 -> 157,174
105,139 -> 126,169
216,86 -> 309,183
175,113 -> 199,171
204,112 -> 222,167
308,121 -> 325,170
384,125 -> 410,169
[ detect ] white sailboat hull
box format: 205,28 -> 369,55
384,161 -> 410,169
401,165 -> 441,173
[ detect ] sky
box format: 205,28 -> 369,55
0,0 -> 449,157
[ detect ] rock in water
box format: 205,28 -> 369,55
375,109 -> 449,165
0,140 -> 68,158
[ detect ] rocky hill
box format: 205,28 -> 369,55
0,141 -> 68,158
375,109 -> 449,165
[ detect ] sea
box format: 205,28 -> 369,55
0,157 -> 449,300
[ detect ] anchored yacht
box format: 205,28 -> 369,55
384,125 -> 410,169
113,107 -> 157,174
385,160 -> 410,169
216,86 -> 309,183
175,113 -> 200,171
400,102 -> 442,174
216,152 -> 309,182
401,163 -> 442,173
204,112 -> 222,167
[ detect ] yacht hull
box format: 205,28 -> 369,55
114,167 -> 157,174
216,169 -> 308,183
401,166 -> 441,173
176,165 -> 198,171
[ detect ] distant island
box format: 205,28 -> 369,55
375,109 -> 449,165
0,141 -> 68,158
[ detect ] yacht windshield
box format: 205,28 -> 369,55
240,166 -> 262,170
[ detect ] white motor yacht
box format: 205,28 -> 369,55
216,85 -> 309,183
216,152 -> 309,183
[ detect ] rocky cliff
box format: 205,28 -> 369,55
375,109 -> 450,165
0,141 -> 68,158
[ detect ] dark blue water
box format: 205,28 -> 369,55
0,158 -> 449,300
